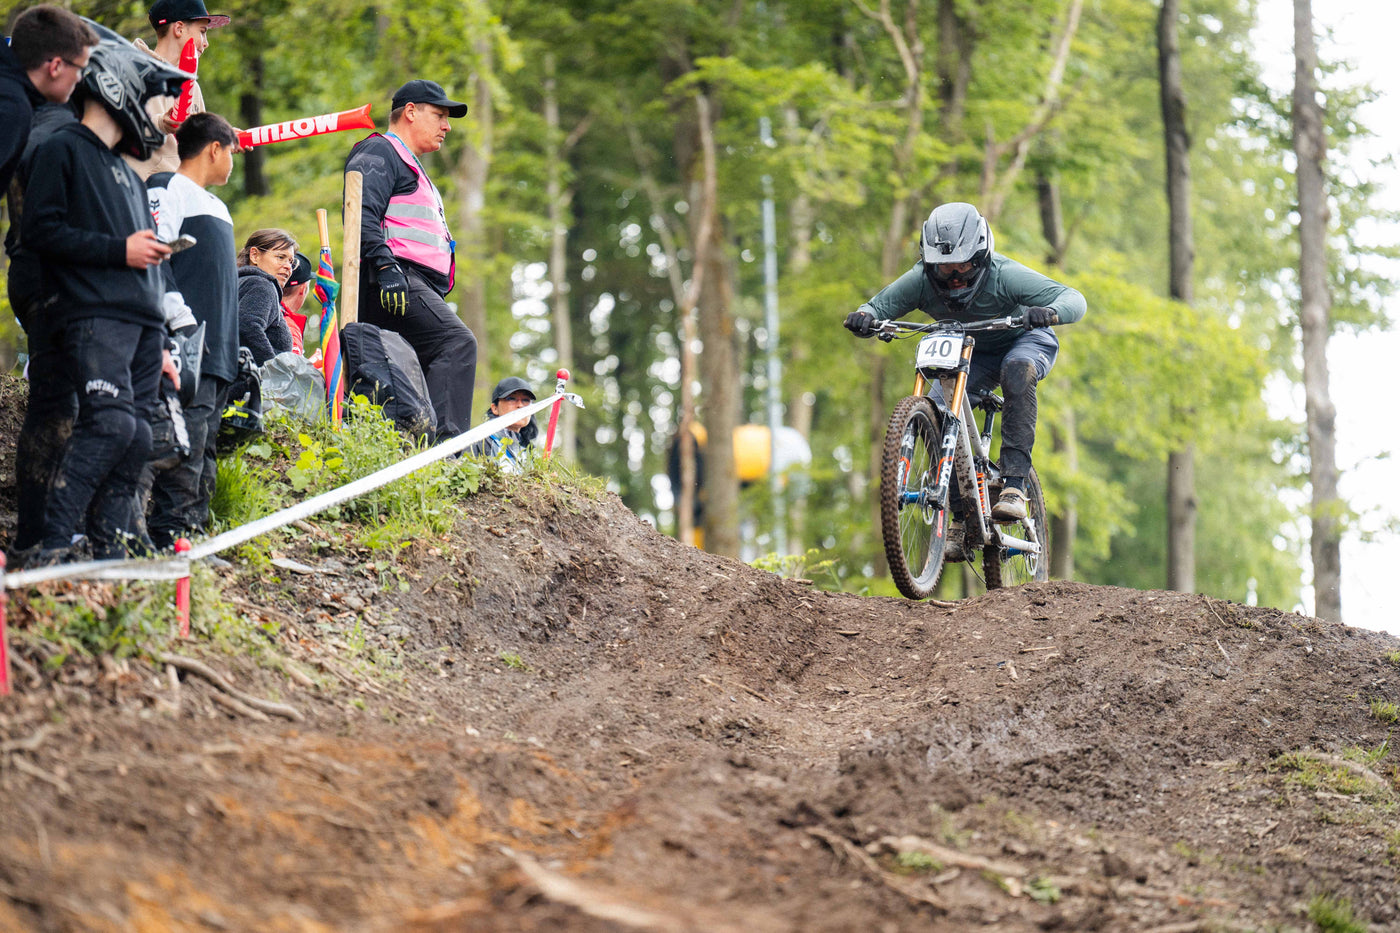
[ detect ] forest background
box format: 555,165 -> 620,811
1,0 -> 1395,631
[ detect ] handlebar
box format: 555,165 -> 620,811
873,313 -> 1027,342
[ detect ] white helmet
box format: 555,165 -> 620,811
920,202 -> 994,304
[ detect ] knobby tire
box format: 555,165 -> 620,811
880,396 -> 949,600
984,466 -> 1050,589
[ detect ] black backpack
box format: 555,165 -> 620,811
341,322 -> 437,439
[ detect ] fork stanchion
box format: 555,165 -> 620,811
544,368 -> 570,458
0,552 -> 10,696
175,539 -> 192,638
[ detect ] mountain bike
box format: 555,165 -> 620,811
875,314 -> 1050,599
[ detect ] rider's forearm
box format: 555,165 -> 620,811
860,264 -> 925,321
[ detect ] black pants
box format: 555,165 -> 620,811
42,318 -> 164,557
147,374 -> 230,550
964,327 -> 1059,480
360,268 -> 477,439
12,301 -> 78,553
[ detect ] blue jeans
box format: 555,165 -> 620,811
42,318 -> 164,556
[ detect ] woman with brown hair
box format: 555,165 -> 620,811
236,227 -> 296,364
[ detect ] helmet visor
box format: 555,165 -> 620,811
929,261 -> 977,288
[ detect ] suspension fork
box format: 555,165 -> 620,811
925,339 -> 976,513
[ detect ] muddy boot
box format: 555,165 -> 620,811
992,486 -> 1027,523
944,520 -> 968,562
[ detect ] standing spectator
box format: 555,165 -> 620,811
280,252 -> 312,355
1,4 -> 97,197
5,100 -> 81,556
345,79 -> 477,440
20,38 -> 187,561
144,111 -> 239,550
126,0 -> 230,180
236,228 -> 296,365
473,377 -> 539,473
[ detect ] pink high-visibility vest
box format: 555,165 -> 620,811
377,132 -> 455,289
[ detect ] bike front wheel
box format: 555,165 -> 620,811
984,466 -> 1050,589
880,396 -> 950,599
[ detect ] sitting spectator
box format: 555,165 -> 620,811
473,377 -> 539,473
280,251 -> 312,355
236,228 -> 296,365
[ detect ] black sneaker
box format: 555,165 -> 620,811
944,521 -> 968,562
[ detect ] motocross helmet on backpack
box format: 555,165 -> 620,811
73,19 -> 192,161
921,202 -> 995,305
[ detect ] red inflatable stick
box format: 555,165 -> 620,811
170,38 -> 198,124
237,104 -> 375,149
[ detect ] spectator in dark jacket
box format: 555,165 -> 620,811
236,228 -> 296,365
1,5 -> 96,197
20,38 -> 186,561
472,377 -> 539,473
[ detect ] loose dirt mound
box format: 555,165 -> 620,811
1,396 -> 1398,929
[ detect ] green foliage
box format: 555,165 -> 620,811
498,650 -> 529,671
890,850 -> 940,874
1025,876 -> 1062,905
1370,699 -> 1399,725
1307,893 -> 1368,933
1384,650 -> 1400,668
749,548 -> 838,587
27,586 -> 171,661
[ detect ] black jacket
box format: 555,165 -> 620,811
344,133 -> 453,302
237,265 -> 293,365
0,43 -> 44,199
20,121 -> 165,327
4,102 -> 78,326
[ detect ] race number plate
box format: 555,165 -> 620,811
916,334 -> 962,371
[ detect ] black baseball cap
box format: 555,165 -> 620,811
391,80 -> 468,118
491,377 -> 535,404
284,252 -> 312,289
148,0 -> 231,29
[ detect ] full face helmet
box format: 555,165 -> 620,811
920,202 -> 995,305
75,19 -> 191,160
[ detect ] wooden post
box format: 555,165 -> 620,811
341,171 -> 362,328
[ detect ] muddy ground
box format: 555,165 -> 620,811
0,379 -> 1398,931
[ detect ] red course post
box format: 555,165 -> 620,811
0,552 -> 9,696
175,538 -> 192,638
544,369 -> 570,458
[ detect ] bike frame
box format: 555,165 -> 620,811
879,317 -> 1043,561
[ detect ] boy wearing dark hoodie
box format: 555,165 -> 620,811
20,34 -> 187,561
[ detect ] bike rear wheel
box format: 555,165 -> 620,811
880,396 -> 950,599
984,466 -> 1050,588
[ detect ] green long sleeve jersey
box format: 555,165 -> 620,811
858,254 -> 1086,355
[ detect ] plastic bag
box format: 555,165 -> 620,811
259,351 -> 325,423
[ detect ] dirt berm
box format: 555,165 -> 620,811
1,468 -> 1398,931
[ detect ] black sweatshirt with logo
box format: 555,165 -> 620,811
20,121 -> 164,327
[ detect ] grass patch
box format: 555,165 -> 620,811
1271,751 -> 1393,802
1384,649 -> 1400,668
498,651 -> 530,671
1369,698 -> 1399,724
1307,893 -> 1367,933
890,850 -> 941,874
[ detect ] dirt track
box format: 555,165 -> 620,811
2,457 -> 1399,930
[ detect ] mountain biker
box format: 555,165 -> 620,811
845,201 -> 1085,522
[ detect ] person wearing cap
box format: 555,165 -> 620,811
143,112 -> 240,550
345,79 -> 477,441
126,0 -> 231,179
280,252 -> 313,355
472,377 -> 539,473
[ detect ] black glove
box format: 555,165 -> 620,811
378,264 -> 409,316
1025,306 -> 1059,328
844,310 -> 876,337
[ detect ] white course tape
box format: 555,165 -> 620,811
4,392 -> 568,590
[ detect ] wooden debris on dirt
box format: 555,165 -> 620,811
159,653 -> 304,721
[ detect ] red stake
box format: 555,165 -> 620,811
545,369 -> 570,458
0,552 -> 9,696
175,538 -> 192,638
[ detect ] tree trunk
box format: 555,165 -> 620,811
1293,0 -> 1342,621
691,94 -> 741,558
1036,166 -> 1075,580
453,35 -> 494,398
1159,0 -> 1196,593
543,54 -> 577,461
239,53 -> 267,197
